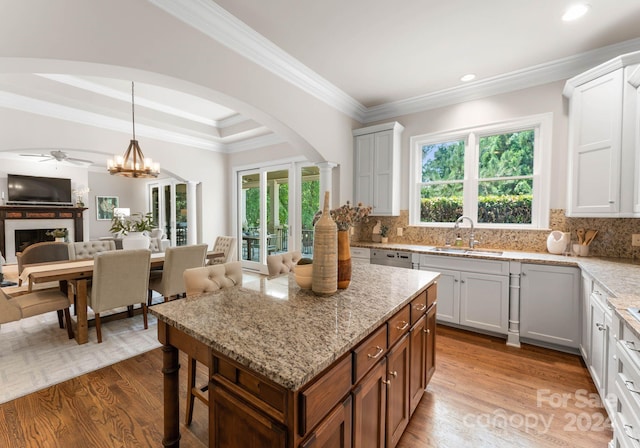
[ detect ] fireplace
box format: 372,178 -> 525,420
15,228 -> 68,252
0,206 -> 85,264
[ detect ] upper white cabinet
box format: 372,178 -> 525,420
353,122 -> 404,216
564,52 -> 640,217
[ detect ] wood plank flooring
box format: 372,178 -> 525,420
0,325 -> 612,447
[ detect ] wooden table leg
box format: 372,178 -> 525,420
74,279 -> 89,344
162,344 -> 181,447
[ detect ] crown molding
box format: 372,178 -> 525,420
148,0 -> 640,125
148,0 -> 368,122
365,37 -> 640,123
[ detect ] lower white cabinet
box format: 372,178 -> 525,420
420,255 -> 509,335
581,273 -> 594,362
519,263 -> 581,349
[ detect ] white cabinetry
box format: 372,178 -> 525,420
581,273 -> 593,362
564,53 -> 640,217
589,283 -> 612,397
612,314 -> 640,448
353,122 -> 403,216
519,263 -> 581,350
419,255 -> 509,335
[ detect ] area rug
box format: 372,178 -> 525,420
0,309 -> 161,404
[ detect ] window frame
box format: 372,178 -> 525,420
409,113 -> 552,229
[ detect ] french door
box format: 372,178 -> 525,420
237,162 -> 319,272
149,180 -> 188,247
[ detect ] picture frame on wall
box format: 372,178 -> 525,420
96,196 -> 119,220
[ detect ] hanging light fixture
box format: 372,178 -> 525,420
107,82 -> 160,178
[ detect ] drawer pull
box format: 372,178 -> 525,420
625,341 -> 640,352
624,424 -> 640,442
595,323 -> 605,332
625,380 -> 640,395
367,346 -> 384,359
396,321 -> 409,331
423,328 -> 431,334
414,304 -> 427,312
388,371 -> 398,378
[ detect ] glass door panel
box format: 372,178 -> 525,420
175,183 -> 187,246
241,171 -> 261,264
300,165 -> 320,259
266,168 -> 289,257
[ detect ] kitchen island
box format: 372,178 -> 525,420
150,263 -> 439,448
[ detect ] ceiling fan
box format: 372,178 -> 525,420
20,150 -> 93,165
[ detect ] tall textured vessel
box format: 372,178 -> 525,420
312,191 -> 337,295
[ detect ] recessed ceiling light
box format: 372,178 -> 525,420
460,74 -> 476,82
562,3 -> 590,21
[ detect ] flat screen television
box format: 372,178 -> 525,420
7,174 -> 73,206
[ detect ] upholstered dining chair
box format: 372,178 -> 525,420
0,287 -> 74,339
209,236 -> 237,265
148,244 -> 208,305
16,241 -> 70,285
68,240 -> 116,260
182,261 -> 243,425
266,250 -> 303,276
87,249 -> 151,343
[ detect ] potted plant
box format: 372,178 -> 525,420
110,212 -> 154,250
46,228 -> 68,242
380,224 -> 389,243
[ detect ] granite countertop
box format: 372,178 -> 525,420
150,263 -> 439,391
352,241 -> 640,337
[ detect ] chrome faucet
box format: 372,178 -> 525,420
454,216 -> 478,248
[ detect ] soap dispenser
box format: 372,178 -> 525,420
454,233 -> 463,247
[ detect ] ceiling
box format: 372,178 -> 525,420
1,0 -> 640,167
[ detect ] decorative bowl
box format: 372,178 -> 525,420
294,264 -> 313,289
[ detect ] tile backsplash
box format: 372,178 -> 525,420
353,209 -> 640,259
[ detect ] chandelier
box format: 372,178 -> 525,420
107,82 -> 160,178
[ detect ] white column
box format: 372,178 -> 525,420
187,181 -> 198,245
317,162 -> 338,206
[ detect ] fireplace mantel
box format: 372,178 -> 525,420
0,205 -> 87,258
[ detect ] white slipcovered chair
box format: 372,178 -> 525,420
0,287 -> 74,339
88,249 -> 151,343
148,244 -> 208,304
182,261 -> 243,425
209,236 -> 237,265
267,250 -> 303,276
68,240 -> 116,260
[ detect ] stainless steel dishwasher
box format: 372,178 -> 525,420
370,249 -> 413,268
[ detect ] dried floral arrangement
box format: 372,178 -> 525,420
313,201 -> 373,231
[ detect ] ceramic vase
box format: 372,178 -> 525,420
122,231 -> 150,250
311,191 -> 337,295
337,230 -> 351,289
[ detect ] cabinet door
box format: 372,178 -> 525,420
354,133 -> 374,209
459,272 -> 509,334
352,358 -> 386,448
520,264 -> 581,348
211,384 -> 287,448
568,69 -> 623,215
581,273 -> 593,362
373,130 -> 394,215
425,304 -> 436,385
423,267 -> 459,324
590,292 -> 608,395
386,333 -> 410,448
301,396 -> 352,448
409,314 -> 427,416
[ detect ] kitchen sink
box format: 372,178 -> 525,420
629,307 -> 640,323
427,247 -> 503,256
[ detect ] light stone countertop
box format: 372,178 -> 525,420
352,242 -> 640,338
150,263 -> 439,391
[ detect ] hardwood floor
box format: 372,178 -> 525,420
0,325 -> 612,447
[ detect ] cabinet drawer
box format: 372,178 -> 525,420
420,254 -> 508,275
410,291 -> 427,325
353,324 -> 387,384
215,357 -> 287,414
299,354 -> 352,437
388,305 -> 411,347
351,247 -> 371,259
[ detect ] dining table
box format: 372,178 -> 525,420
18,250 -> 224,344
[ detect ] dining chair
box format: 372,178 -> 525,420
266,250 -> 302,276
182,261 -> 243,425
0,287 -> 74,339
209,236 -> 237,265
88,249 -> 151,343
16,241 -> 70,285
68,240 -> 116,260
148,244 -> 208,304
